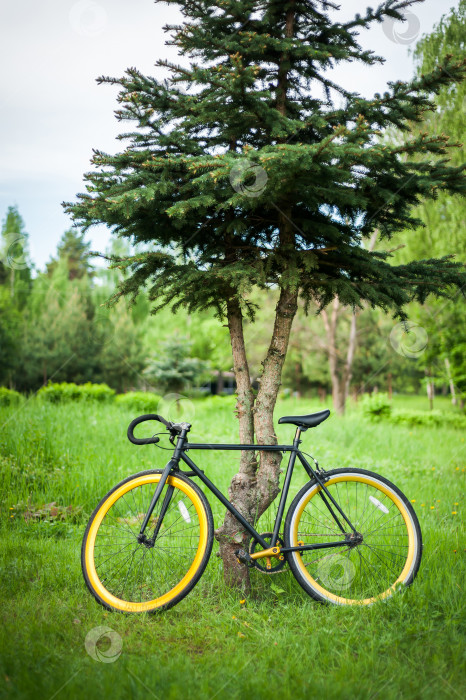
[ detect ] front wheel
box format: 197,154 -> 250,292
82,470 -> 214,613
284,468 -> 422,605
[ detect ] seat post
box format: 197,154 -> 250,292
294,426 -> 302,445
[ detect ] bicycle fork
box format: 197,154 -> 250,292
137,428 -> 189,546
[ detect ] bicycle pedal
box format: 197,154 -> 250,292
235,549 -> 255,567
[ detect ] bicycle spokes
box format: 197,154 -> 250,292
291,475 -> 414,602
92,480 -> 203,605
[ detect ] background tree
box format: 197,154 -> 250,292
390,1 -> 466,407
1,206 -> 32,307
0,287 -> 21,387
46,229 -> 93,280
98,306 -> 146,393
66,0 -> 466,589
144,337 -> 209,399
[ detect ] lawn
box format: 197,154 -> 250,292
0,396 -> 464,699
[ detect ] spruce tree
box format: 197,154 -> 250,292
66,0 -> 466,589
47,229 -> 93,280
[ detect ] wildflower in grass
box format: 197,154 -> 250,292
454,502 -> 459,505
232,616 -> 236,620
421,504 -> 425,507
432,467 -> 436,471
437,499 -> 440,502
452,511 -> 457,515
240,599 -> 246,605
430,506 -> 435,510
411,499 -> 416,503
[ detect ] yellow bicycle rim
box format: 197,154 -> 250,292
84,474 -> 209,612
291,474 -> 416,605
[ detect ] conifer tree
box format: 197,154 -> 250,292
145,337 -> 209,396
47,229 -> 93,280
66,0 -> 466,589
1,206 -> 32,307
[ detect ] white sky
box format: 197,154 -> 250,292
0,0 -> 458,270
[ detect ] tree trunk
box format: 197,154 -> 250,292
253,287 -> 298,517
444,357 -> 456,405
215,298 -> 257,591
322,298 -> 345,415
343,310 -> 357,403
322,231 -> 377,415
216,2 -> 298,591
426,367 -> 434,410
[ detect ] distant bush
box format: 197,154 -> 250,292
37,382 -> 115,403
115,391 -> 163,412
361,393 -> 391,422
0,387 -> 23,406
391,410 -> 466,430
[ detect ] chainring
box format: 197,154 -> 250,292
249,532 -> 286,575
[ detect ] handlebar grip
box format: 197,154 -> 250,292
127,414 -> 165,445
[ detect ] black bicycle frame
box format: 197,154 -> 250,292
139,426 -> 358,554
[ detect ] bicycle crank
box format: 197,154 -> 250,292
249,533 -> 286,574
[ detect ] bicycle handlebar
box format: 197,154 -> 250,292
127,414 -> 191,446
127,414 -> 169,445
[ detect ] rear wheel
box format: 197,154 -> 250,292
284,468 -> 422,605
82,470 -> 213,613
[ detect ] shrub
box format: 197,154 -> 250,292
0,387 -> 23,406
391,409 -> 466,430
115,391 -> 163,412
37,382 -> 115,403
361,392 -> 391,422
79,382 -> 115,402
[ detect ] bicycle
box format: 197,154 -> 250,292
82,410 -> 422,613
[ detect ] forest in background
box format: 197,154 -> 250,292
0,210 -> 464,412
0,2 -> 464,413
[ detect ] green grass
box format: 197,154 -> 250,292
0,397 -> 464,699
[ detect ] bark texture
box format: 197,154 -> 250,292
215,291 -> 298,590
254,287 -> 298,513
214,297 -> 258,590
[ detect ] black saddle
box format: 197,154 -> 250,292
278,409 -> 330,429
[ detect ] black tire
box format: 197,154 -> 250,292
284,468 -> 422,605
82,469 -> 214,613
